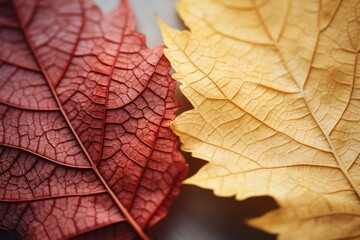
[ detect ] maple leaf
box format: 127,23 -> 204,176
159,0 -> 360,239
0,0 -> 188,239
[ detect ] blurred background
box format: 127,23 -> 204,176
94,1 -> 278,239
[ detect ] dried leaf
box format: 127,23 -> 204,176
0,0 -> 188,239
160,0 -> 360,238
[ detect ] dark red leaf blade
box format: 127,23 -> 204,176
0,0 -> 188,239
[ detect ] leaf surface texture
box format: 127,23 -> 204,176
0,0 -> 188,239
160,0 -> 360,238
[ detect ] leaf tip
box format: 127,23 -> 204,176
245,216 -> 261,228
117,0 -> 131,12
183,177 -> 195,185
156,17 -> 167,32
156,17 -> 183,47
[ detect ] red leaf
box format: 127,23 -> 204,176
0,0 -> 188,239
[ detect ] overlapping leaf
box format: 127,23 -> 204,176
160,0 -> 360,238
0,0 -> 188,239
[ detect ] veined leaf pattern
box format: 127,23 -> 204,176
160,0 -> 360,238
0,0 -> 188,239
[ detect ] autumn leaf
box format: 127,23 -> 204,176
160,0 -> 360,239
0,0 -> 188,239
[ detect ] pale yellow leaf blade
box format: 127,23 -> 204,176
247,201 -> 360,240
160,0 -> 360,238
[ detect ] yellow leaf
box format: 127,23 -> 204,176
159,0 -> 360,239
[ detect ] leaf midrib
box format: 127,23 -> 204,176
252,0 -> 360,199
11,0 -> 148,238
